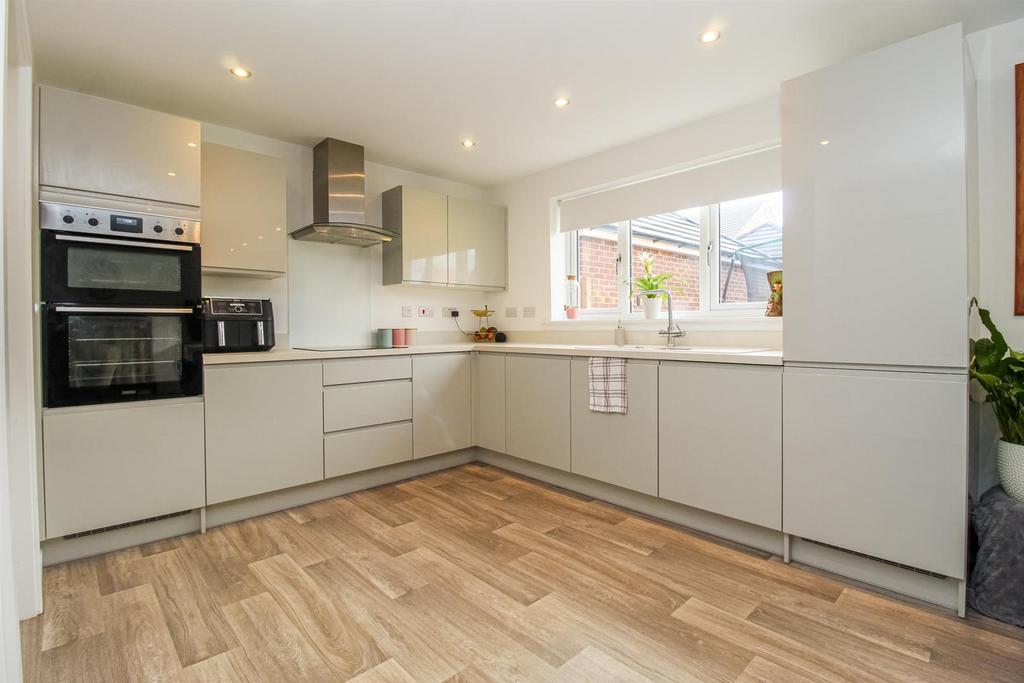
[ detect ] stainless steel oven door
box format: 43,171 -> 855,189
41,230 -> 201,306
43,305 -> 203,407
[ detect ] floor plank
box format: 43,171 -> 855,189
20,463 -> 1024,682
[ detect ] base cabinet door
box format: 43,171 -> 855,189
570,358 -> 658,495
659,363 -> 782,530
205,361 -> 323,504
506,355 -> 570,471
413,353 -> 472,458
42,398 -> 205,537
473,353 -> 506,453
783,367 -> 967,578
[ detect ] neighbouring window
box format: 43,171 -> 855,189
564,191 -> 782,318
716,192 -> 783,307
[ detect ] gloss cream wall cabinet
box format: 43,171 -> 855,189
200,143 -> 288,277
382,186 -> 507,289
39,85 -> 201,207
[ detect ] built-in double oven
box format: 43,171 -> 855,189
41,201 -> 204,407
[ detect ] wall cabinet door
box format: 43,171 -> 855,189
205,361 -> 323,504
781,25 -> 968,367
43,398 -> 205,538
448,196 -> 507,289
570,358 -> 658,495
659,363 -> 782,530
413,353 -> 472,458
473,352 -> 506,453
783,367 -> 967,578
201,143 -> 287,276
506,355 -> 570,471
39,86 -> 201,207
382,186 -> 448,285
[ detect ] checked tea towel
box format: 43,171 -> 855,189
588,356 -> 627,414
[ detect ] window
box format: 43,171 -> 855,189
564,191 -> 782,318
715,192 -> 783,307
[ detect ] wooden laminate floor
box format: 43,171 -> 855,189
20,464 -> 1024,682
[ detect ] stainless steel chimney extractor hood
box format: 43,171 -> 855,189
290,138 -> 398,247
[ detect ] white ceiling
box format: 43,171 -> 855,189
26,1 -> 1024,187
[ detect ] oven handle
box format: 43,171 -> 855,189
55,234 -> 194,252
53,306 -> 196,315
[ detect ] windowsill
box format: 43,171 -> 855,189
545,314 -> 782,331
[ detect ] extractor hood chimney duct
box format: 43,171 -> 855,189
290,138 -> 398,246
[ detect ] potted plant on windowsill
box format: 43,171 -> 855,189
633,253 -> 672,320
970,299 -> 1024,503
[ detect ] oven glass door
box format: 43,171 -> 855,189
44,306 -> 203,407
41,230 -> 201,306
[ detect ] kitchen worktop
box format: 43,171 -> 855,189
202,342 -> 782,366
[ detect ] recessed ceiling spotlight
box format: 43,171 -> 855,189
167,171 -> 176,176
187,142 -> 198,148
819,139 -> 831,146
699,30 -> 720,44
229,66 -> 252,79
554,96 -> 570,108
460,138 -> 477,149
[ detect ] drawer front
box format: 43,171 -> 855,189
324,380 -> 412,432
324,421 -> 412,478
323,356 -> 412,385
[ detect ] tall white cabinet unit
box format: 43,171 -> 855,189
781,25 -> 971,585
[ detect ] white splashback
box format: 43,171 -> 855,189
288,239 -> 374,348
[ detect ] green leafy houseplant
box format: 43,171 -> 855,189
970,299 -> 1024,446
633,253 -> 672,300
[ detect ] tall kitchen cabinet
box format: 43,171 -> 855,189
201,143 -> 288,277
382,186 -> 507,289
39,86 -> 201,207
781,25 -> 972,581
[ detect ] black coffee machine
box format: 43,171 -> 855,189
201,298 -> 276,353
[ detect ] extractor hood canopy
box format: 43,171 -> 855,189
290,138 -> 399,247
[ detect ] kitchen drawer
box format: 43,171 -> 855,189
323,356 -> 412,385
324,380 -> 412,432
324,421 -> 412,478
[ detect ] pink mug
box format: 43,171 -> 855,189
392,328 -> 407,347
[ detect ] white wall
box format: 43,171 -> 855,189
967,18 -> 1024,349
488,96 -> 782,343
199,124 -> 491,346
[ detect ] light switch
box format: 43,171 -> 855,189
505,307 -> 518,318
523,306 -> 536,318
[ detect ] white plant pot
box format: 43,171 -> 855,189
642,296 -> 660,320
996,439 -> 1024,503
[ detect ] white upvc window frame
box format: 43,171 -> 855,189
564,201 -> 771,321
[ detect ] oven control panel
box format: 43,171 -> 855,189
39,202 -> 200,244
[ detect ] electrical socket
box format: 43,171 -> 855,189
523,306 -> 536,318
442,307 -> 459,318
505,307 -> 518,318
418,306 -> 434,318
401,306 -> 414,318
